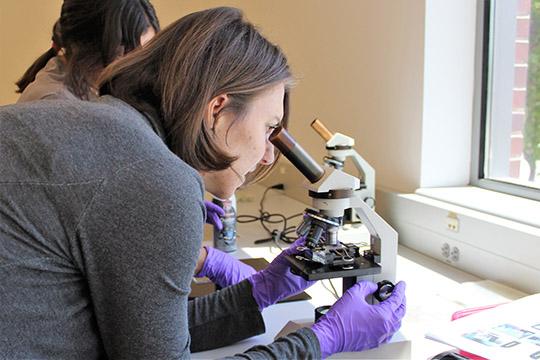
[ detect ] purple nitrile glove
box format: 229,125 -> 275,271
248,236 -> 316,310
196,246 -> 256,288
310,280 -> 406,359
204,201 -> 225,230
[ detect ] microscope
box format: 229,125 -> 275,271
269,124 -> 397,302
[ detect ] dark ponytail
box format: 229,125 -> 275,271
15,21 -> 62,93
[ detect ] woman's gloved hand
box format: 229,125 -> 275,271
248,236 -> 316,310
310,280 -> 406,359
196,246 -> 256,288
204,201 -> 225,230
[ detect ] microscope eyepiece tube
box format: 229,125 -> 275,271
311,119 -> 334,142
269,126 -> 325,183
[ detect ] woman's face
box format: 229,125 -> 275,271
201,83 -> 285,199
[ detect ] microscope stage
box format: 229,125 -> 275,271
286,254 -> 382,281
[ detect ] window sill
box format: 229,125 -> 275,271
415,186 -> 540,229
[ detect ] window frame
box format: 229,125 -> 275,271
471,0 -> 540,201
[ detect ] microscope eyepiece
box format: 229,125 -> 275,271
269,126 -> 325,183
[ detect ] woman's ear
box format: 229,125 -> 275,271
206,94 -> 230,131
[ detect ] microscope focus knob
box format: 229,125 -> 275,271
374,280 -> 395,302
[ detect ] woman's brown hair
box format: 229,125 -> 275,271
99,7 -> 293,184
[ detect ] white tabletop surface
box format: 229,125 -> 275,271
192,184 -> 528,359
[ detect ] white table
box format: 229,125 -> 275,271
193,185 -> 527,359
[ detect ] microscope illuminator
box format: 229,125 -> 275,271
311,118 -> 376,210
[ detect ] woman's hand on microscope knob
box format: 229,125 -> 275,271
310,280 -> 407,359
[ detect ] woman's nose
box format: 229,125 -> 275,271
261,140 -> 275,165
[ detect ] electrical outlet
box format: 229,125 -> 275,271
445,212 -> 460,232
451,246 -> 460,262
441,242 -> 450,258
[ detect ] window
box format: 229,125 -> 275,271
472,0 -> 540,200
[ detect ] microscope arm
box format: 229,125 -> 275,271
350,195 -> 397,285
348,149 -> 376,204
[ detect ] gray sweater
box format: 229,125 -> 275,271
0,96 -> 320,359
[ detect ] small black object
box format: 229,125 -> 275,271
314,305 -> 331,322
374,280 -> 395,302
254,229 -> 280,244
430,350 -> 472,359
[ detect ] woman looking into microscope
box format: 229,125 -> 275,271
0,7 -> 406,359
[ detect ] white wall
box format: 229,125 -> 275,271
420,0 -> 476,188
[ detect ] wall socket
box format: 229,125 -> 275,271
441,242 -> 460,265
441,242 -> 450,258
450,246 -> 460,262
445,212 -> 460,232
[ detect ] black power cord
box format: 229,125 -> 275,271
237,183 -> 303,247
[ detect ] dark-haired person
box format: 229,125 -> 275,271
0,7 -> 406,359
16,0 -> 159,103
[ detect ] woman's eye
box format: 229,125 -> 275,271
266,125 -> 279,138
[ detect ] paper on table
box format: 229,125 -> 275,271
425,293 -> 540,360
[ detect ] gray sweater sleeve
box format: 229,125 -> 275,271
189,280 -> 266,352
189,279 -> 322,359
230,327 -> 321,360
